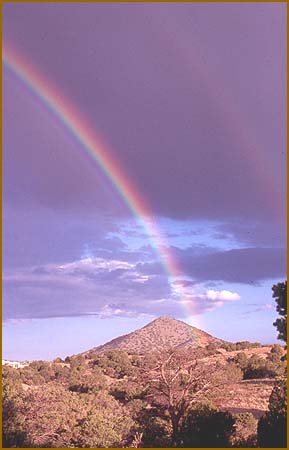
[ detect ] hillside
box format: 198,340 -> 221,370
4,317 -> 286,448
83,316 -> 224,355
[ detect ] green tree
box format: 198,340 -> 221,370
2,367 -> 27,447
257,377 -> 287,448
136,409 -> 172,448
231,352 -> 248,370
28,360 -> 56,382
53,356 -> 64,363
178,405 -> 235,448
19,366 -> 46,385
69,354 -> 86,370
92,350 -> 133,378
232,412 -> 258,447
22,383 -> 86,447
272,281 -> 287,343
223,362 -> 243,382
68,367 -> 106,393
76,391 -> 134,447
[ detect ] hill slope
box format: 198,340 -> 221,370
84,316 -> 224,355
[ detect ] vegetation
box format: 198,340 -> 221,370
142,349 -> 226,446
179,405 -> 235,447
2,287 -> 287,447
257,377 -> 287,448
272,281 -> 287,343
256,280 -> 287,448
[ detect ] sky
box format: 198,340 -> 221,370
3,3 -> 286,361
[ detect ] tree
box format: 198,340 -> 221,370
257,377 -> 287,448
68,366 -> 106,393
2,367 -> 27,447
272,281 -> 287,343
91,350 -> 134,378
230,352 -> 248,370
22,383 -> 84,447
232,412 -> 258,447
76,391 -> 134,447
256,283 -> 287,447
142,349 -> 226,447
53,356 -> 64,363
178,405 -> 235,447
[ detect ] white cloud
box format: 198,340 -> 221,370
58,257 -> 134,273
205,289 -> 240,301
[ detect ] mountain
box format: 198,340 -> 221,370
83,316 -> 224,356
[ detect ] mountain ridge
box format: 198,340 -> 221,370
83,316 -> 225,356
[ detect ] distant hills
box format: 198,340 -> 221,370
83,316 -> 224,356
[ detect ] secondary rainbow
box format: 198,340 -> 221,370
3,44 -> 198,317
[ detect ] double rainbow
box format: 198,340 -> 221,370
3,45 -> 196,317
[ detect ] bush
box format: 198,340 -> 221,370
21,384 -> 84,447
221,341 -> 261,352
28,360 -> 56,382
19,366 -> 46,385
91,350 -> 133,378
110,379 -> 146,402
231,412 -> 257,447
270,344 -> 284,355
179,406 -> 235,447
69,354 -> 86,370
223,362 -> 243,382
230,352 -> 248,370
53,356 -> 64,363
257,378 -> 287,448
2,368 -> 27,447
243,355 -> 277,379
135,408 -> 172,448
68,367 -> 106,393
76,391 -> 134,448
205,343 -> 219,354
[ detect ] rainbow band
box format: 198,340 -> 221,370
3,45 -> 195,315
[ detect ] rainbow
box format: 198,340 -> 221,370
3,44 -> 198,319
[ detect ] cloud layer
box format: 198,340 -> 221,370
3,256 -> 242,321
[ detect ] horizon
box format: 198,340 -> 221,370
3,313 -> 282,362
3,3 -> 286,361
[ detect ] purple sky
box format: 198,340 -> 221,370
3,3 -> 286,360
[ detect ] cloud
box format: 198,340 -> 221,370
205,290 -> 240,301
3,4 -> 285,224
240,303 -> 274,317
213,220 -> 286,248
176,246 -> 286,284
2,257 -> 172,320
3,254 -> 242,321
3,203 -> 157,271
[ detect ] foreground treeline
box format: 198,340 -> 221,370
2,342 -> 287,448
3,281 -> 287,448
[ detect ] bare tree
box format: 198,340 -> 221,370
142,349 -> 226,447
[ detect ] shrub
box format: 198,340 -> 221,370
243,355 -> 277,379
223,362 -> 243,382
76,391 -> 134,448
110,379 -> 146,402
231,412 -> 257,447
53,356 -> 64,363
230,352 -> 248,370
68,367 -> 106,393
2,367 -> 27,447
19,366 -> 46,385
91,350 -> 133,378
135,408 -> 172,448
179,405 -> 235,447
257,378 -> 287,448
